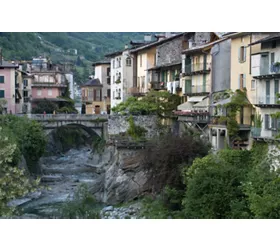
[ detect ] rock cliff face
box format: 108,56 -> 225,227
89,145 -> 149,204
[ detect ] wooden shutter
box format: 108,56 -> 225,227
238,74 -> 241,89
244,47 -> 246,62
243,74 -> 246,88
94,89 -> 96,101
238,47 -> 241,63
100,89 -> 102,101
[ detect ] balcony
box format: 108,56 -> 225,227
175,110 -> 209,123
150,82 -> 167,90
15,83 -> 20,89
252,53 -> 280,78
184,63 -> 211,75
82,96 -> 102,103
32,82 -> 67,88
128,87 -> 145,97
252,96 -> 280,107
184,84 -> 210,96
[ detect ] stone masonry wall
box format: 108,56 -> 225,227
108,115 -> 158,138
157,37 -> 184,66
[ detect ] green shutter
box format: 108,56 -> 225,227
203,54 -> 207,70
185,80 -> 192,94
0,76 -> 4,83
0,90 -> 4,98
203,74 -> 206,92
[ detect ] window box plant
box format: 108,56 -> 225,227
115,78 -> 121,84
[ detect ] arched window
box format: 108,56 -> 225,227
126,57 -> 131,66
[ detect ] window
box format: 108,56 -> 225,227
0,90 -> 5,98
239,46 -> 246,63
107,67 -> 110,77
140,54 -> 142,67
48,89 -> 52,96
107,77 -> 110,84
37,89 -> 42,96
23,79 -> 28,87
126,57 -> 131,66
112,60 -> 115,69
0,76 -> 4,83
119,58 -> 122,67
107,89 -> 111,98
251,80 -> 256,90
272,41 -> 277,49
239,74 -> 246,89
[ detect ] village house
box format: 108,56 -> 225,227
0,50 -> 18,114
15,64 -> 33,114
81,60 -> 111,114
249,33 -> 280,139
29,57 -> 70,111
105,46 -> 134,109
175,32 -> 222,139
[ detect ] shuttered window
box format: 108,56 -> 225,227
0,76 -> 4,83
239,46 -> 246,63
0,90 -> 4,98
271,117 -> 277,129
265,114 -> 270,130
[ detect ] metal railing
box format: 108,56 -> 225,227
185,63 -> 211,74
252,96 -> 280,105
150,82 -> 167,90
184,84 -> 210,94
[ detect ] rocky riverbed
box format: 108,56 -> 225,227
10,144 -> 149,219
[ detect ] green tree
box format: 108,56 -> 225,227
182,149 -> 253,219
0,127 -> 39,217
32,99 -> 58,114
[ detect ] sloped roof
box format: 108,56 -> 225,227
182,38 -> 228,54
92,60 -> 110,66
249,33 -> 280,46
0,60 -> 18,68
129,33 -> 186,53
81,78 -> 103,87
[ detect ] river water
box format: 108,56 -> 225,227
16,147 -> 105,218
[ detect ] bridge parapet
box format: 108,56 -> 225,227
16,114 -> 109,121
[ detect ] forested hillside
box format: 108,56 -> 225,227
0,32 -> 148,62
0,32 -> 149,84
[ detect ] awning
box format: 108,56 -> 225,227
212,97 -> 231,106
188,96 -> 206,103
193,97 -> 209,107
177,101 -> 193,111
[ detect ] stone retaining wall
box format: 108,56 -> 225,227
108,115 -> 158,138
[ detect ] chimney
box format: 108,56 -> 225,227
165,32 -> 172,38
124,44 -> 129,49
0,48 -> 2,65
144,34 -> 152,42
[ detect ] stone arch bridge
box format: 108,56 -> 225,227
25,114 -> 109,139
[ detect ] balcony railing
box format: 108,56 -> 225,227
128,87 -> 145,96
252,96 -> 280,105
184,84 -> 210,95
82,96 -> 102,102
185,63 -> 211,75
150,82 -> 167,90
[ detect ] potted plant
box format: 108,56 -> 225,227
115,78 -> 121,84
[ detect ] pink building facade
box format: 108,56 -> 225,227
0,61 -> 18,114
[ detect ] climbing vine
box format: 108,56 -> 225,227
218,89 -> 251,143
127,115 -> 147,141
